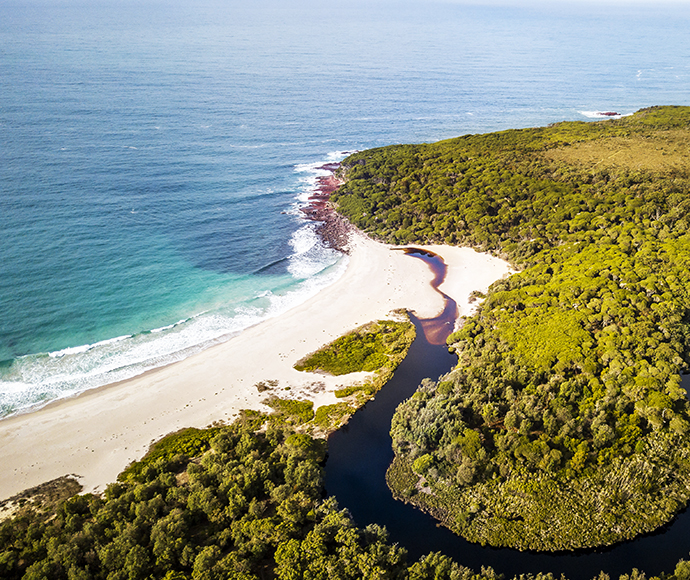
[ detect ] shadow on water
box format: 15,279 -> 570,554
324,250 -> 690,580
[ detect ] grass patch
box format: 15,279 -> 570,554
232,401 -> 355,437
0,476 -> 82,521
294,317 -> 415,376
118,427 -> 222,482
296,314 -> 415,406
263,397 -> 315,425
236,409 -> 271,431
334,384 -> 376,398
544,130 -> 690,174
312,402 -> 355,431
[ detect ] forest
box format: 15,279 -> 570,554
4,418 -> 690,580
4,107 -> 690,578
0,419 -> 501,580
332,106 -> 690,550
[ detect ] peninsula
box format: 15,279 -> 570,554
332,105 -> 690,551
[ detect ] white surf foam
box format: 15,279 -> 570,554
287,151 -> 349,279
293,150 -> 351,203
0,250 -> 348,418
49,334 -> 133,358
287,224 -> 341,280
150,318 -> 190,333
0,151 -> 353,418
579,110 -> 623,119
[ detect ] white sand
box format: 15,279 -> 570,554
0,233 -> 512,500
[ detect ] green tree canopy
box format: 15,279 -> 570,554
334,106 -> 690,550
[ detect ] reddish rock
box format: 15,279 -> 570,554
300,164 -> 353,254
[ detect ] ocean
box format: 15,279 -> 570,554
1,0 -> 689,417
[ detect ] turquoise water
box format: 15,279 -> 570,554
1,0 -> 689,416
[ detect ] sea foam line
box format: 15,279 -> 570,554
49,334 -> 133,358
0,152 -> 351,418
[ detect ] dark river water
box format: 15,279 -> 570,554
324,251 -> 690,580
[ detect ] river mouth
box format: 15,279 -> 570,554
398,247 -> 458,346
323,251 -> 690,580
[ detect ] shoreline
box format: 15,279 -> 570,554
0,232 -> 512,501
300,166 -> 352,253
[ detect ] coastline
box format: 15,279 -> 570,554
0,231 -> 512,501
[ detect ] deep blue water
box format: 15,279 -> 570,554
3,0 -> 689,414
2,0 -> 690,575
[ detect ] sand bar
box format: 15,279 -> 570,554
0,233 -> 512,500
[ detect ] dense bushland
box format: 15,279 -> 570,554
333,106 -> 690,262
5,420 -> 690,580
333,106 -> 690,549
0,420 -> 507,580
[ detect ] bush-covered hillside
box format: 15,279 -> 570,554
0,419 -> 508,580
5,419 -> 690,580
333,106 -> 690,550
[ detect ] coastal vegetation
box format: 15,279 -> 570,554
333,106 -> 690,550
7,108 -> 690,579
295,315 -> 415,401
264,397 -> 315,425
118,427 -> 223,483
0,420 -> 506,580
4,419 -> 690,580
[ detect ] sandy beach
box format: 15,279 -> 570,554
0,232 -> 512,501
